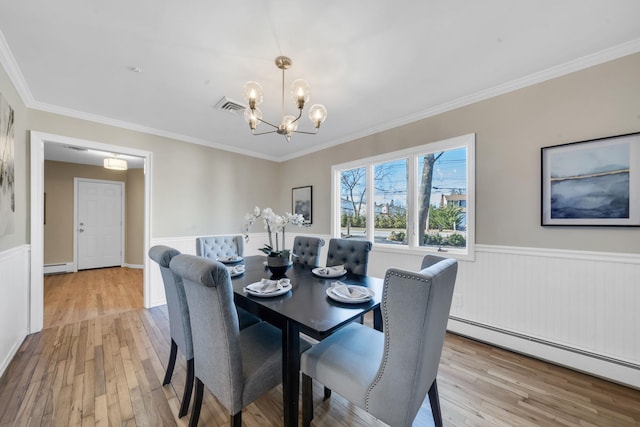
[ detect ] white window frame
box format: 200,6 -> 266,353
331,133 -> 475,261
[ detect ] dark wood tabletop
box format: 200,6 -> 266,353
229,255 -> 384,427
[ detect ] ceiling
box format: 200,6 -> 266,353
1,1 -> 640,163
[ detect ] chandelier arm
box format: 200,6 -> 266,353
291,129 -> 320,135
256,117 -> 280,129
251,129 -> 278,136
289,109 -> 304,125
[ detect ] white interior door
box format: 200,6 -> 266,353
76,179 -> 124,270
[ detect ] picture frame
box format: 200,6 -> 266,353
541,132 -> 640,226
292,185 -> 312,224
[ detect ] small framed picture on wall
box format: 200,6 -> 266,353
292,186 -> 312,224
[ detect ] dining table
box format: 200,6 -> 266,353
229,255 -> 384,427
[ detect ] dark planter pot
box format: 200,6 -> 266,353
267,255 -> 289,279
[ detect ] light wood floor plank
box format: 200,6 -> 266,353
0,267 -> 638,426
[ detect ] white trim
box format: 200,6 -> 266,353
476,244 -> 640,265
123,263 -> 144,269
30,131 -> 153,333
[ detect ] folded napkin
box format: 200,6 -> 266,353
246,278 -> 290,294
318,265 -> 345,275
331,282 -> 372,299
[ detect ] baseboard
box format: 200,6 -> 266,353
447,317 -> 640,390
43,262 -> 74,274
123,263 -> 144,269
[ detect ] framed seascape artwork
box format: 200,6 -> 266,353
292,185 -> 312,224
541,132 -> 640,226
0,91 -> 15,237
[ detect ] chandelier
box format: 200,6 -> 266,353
243,56 -> 327,141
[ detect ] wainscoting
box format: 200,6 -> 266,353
149,235 -> 640,389
0,245 -> 30,378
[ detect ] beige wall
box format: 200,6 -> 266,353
281,52 -> 640,254
43,161 -> 144,265
125,168 -> 144,265
0,55 -> 28,252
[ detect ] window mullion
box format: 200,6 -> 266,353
366,163 -> 375,242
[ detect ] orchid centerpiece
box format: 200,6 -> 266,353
243,207 -> 306,260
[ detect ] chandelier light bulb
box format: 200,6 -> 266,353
308,104 -> 327,128
243,81 -> 263,109
290,79 -> 310,109
282,115 -> 299,133
244,107 -> 262,131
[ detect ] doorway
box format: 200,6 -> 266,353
30,131 -> 152,333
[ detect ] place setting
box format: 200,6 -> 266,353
326,281 -> 374,304
244,278 -> 292,297
217,255 -> 243,264
312,264 -> 347,278
227,264 -> 245,277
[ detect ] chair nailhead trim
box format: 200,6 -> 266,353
364,270 -> 428,411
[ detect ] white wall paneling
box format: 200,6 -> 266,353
0,245 -> 30,378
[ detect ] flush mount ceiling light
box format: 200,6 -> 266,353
243,56 -> 327,142
103,157 -> 128,171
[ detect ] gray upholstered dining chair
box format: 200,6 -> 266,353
325,238 -> 372,275
148,245 -> 195,418
149,245 -> 260,419
300,255 -> 458,427
169,253 -> 309,427
196,235 -> 244,260
292,235 -> 325,267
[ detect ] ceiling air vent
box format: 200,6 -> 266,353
215,96 -> 246,114
66,145 -> 88,151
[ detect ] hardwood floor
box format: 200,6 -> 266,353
1,267 -> 639,426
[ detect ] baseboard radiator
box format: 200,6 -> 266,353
43,262 -> 74,274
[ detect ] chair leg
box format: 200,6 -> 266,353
428,379 -> 443,427
163,339 -> 178,385
231,411 -> 242,427
323,386 -> 332,400
189,378 -> 204,427
302,374 -> 314,427
178,357 -> 195,418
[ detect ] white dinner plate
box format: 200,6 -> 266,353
218,256 -> 243,264
244,282 -> 292,297
312,267 -> 347,278
227,267 -> 245,277
325,284 -> 374,304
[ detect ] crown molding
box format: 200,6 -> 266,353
2,27 -> 640,163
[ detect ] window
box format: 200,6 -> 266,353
332,134 -> 475,259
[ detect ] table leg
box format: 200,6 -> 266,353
282,320 -> 300,427
373,306 -> 383,331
